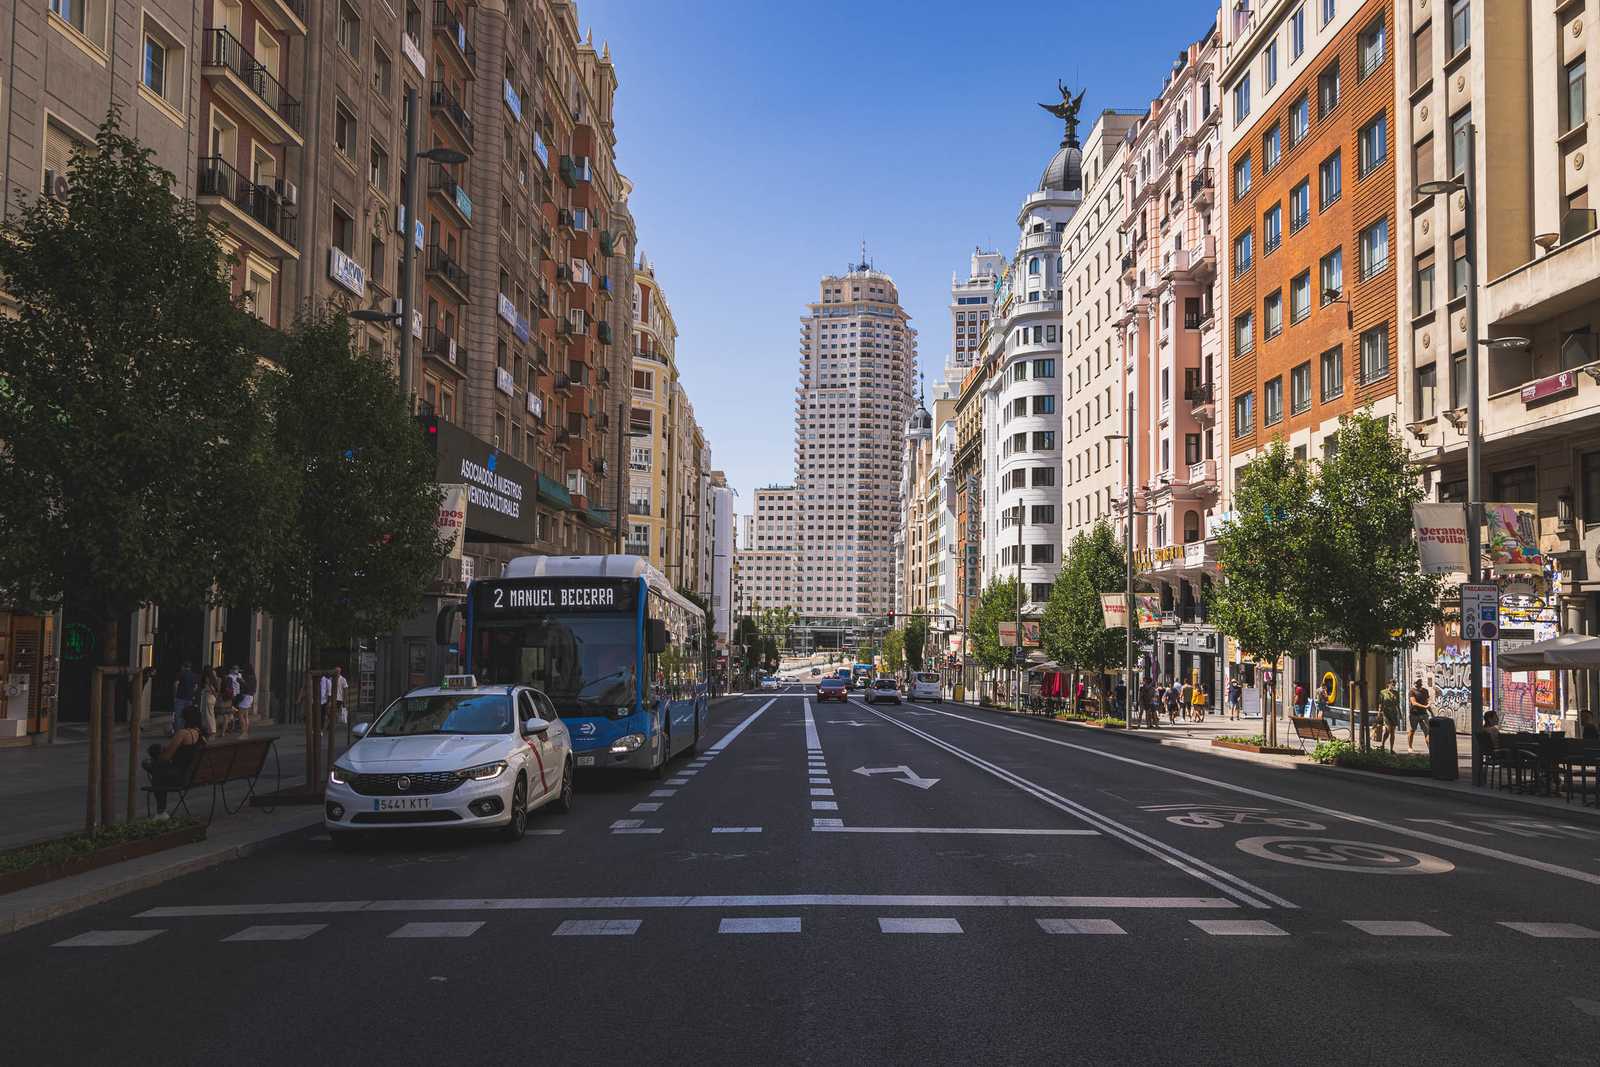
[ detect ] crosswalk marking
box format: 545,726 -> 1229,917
612,828 -> 664,835
649,789 -> 677,798
1191,919 -> 1288,937
813,817 -> 845,828
631,803 -> 662,813
223,924 -> 327,942
879,918 -> 962,934
611,819 -> 644,830
554,919 -> 641,937
719,917 -> 801,934
52,930 -> 164,948
811,800 -> 839,811
388,922 -> 483,939
1345,920 -> 1448,937
810,788 -> 835,796
666,778 -> 690,785
1038,918 -> 1126,935
711,826 -> 763,833
1500,922 -> 1600,938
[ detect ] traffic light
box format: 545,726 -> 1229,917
417,412 -> 440,450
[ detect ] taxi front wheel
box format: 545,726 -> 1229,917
501,777 -> 528,841
551,760 -> 574,814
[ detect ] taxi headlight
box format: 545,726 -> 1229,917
329,765 -> 353,785
610,733 -> 646,754
459,761 -> 508,781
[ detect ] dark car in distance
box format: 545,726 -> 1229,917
816,677 -> 849,703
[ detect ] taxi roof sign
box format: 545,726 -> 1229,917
440,674 -> 479,689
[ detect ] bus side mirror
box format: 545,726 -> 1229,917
435,603 -> 461,647
646,619 -> 669,655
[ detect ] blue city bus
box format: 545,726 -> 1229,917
454,555 -> 707,774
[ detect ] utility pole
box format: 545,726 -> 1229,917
1462,125 -> 1484,786
1123,398 -> 1136,729
1014,502 -> 1024,712
398,86 -> 418,410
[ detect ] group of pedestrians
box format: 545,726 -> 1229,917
1137,678 -> 1211,725
171,661 -> 257,739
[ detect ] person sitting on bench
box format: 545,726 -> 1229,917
143,705 -> 208,820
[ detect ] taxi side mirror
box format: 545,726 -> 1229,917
646,619 -> 669,655
523,718 -> 550,735
351,722 -> 369,738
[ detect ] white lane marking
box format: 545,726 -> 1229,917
868,707 -> 1290,910
880,918 -> 962,934
809,778 -> 831,786
810,788 -> 835,796
612,828 -> 664,835
1501,922 -> 1600,938
666,778 -> 690,785
611,819 -> 644,830
720,917 -> 801,934
909,703 -> 1600,891
528,829 -> 565,836
388,922 -> 483,939
813,817 -> 845,828
804,699 -> 821,752
709,698 -> 777,753
1345,920 -> 1449,937
1191,919 -> 1288,936
140,894 -> 1238,917
813,825 -> 1098,836
676,770 -> 699,777
711,827 -> 763,833
53,930 -> 164,948
811,800 -> 839,811
223,924 -> 327,942
649,789 -> 677,798
631,803 -> 662,813
554,919 -> 642,936
851,763 -> 939,790
1038,918 -> 1126,935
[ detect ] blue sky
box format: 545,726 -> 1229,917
579,0 -> 1214,512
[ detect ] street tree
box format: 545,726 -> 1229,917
1042,522 -> 1129,701
881,629 -> 905,673
0,114 -> 291,822
1209,439 -> 1322,746
970,577 -> 1019,673
1314,411 -> 1444,747
761,635 -> 780,672
903,614 -> 928,672
755,605 -> 796,649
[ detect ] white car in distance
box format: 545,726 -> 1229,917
324,676 -> 573,846
909,672 -> 943,702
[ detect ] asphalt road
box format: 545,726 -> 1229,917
8,686 -> 1600,1065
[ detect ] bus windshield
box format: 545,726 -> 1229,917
475,613 -> 638,716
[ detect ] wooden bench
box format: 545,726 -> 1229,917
143,737 -> 277,824
1290,716 -> 1335,751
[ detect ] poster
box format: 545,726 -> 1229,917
1412,503 -> 1469,574
1483,502 -> 1541,573
1135,593 -> 1162,629
437,483 -> 468,559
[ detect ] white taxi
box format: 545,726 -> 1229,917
324,676 -> 573,846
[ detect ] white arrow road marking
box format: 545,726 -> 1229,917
853,765 -> 941,790
826,720 -> 872,727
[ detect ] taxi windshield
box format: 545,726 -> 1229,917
369,693 -> 513,736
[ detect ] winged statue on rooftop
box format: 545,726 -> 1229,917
1038,81 -> 1087,145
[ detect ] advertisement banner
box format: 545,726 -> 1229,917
1100,593 -> 1127,629
437,483 -> 467,560
1135,593 -> 1161,629
998,621 -> 1041,647
1412,502 -> 1469,574
1484,502 -> 1542,573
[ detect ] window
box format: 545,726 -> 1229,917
1012,362 -> 1028,382
1564,58 -> 1586,135
1265,38 -> 1279,90
1264,376 -> 1284,426
1359,218 -> 1389,279
1319,247 -> 1343,301
1449,107 -> 1471,176
1450,234 -> 1469,299
1028,256 -> 1040,275
1263,204 -> 1282,253
1234,311 -> 1255,355
1233,74 -> 1251,126
1033,358 -> 1055,378
1360,323 -> 1390,383
1320,0 -> 1335,27
1233,154 -> 1252,199
1290,5 -> 1306,60
1412,21 -> 1433,92
1562,329 -> 1596,371
1030,544 -> 1055,564
369,231 -> 385,285
1031,505 -> 1055,525
1033,431 -> 1056,450
1413,135 -> 1434,190
1262,125 -> 1281,172
1415,363 -> 1438,420
1290,179 -> 1310,231
143,34 -> 166,98
373,43 -> 393,96
1234,230 -> 1253,275
1358,112 -> 1387,176
332,204 -> 355,254
1318,60 -> 1340,118
1357,17 -> 1387,79
1319,151 -> 1341,208
338,2 -> 361,58
1320,345 -> 1345,401
1032,467 -> 1056,487
1291,362 -> 1312,414
1414,251 -> 1435,315
1289,94 -> 1310,145
1233,392 -> 1255,437
1449,0 -> 1469,56
369,139 -> 388,189
1290,271 -> 1311,322
1450,352 -> 1468,409
335,102 -> 357,157
1264,290 -> 1283,338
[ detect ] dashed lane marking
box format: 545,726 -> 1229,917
52,930 -> 164,948
631,803 -> 662,813
388,922 -> 483,939
1190,919 -> 1288,936
719,917 -> 801,934
1038,918 -> 1126,935
1345,920 -> 1449,937
649,790 -> 677,798
711,827 -> 763,833
811,800 -> 839,811
223,924 -> 327,942
879,918 -> 962,934
810,788 -> 835,796
611,828 -> 664,835
666,778 -> 690,785
812,825 -> 1098,836
611,819 -> 645,830
1501,922 -> 1600,938
553,919 -> 641,936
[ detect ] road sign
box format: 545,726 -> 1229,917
1460,583 -> 1499,641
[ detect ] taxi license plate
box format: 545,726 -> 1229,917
374,797 -> 431,811
576,755 -> 595,767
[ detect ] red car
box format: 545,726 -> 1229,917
816,677 -> 849,703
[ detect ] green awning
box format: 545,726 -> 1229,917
537,474 -> 573,509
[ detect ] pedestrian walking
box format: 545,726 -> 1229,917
172,661 -> 198,736
1376,680 -> 1400,751
319,665 -> 349,731
196,665 -> 220,737
1192,682 -> 1208,722
1113,677 -> 1126,720
1293,683 -> 1306,717
1227,677 -> 1243,720
1179,679 -> 1194,722
235,663 -> 257,737
220,664 -> 244,735
1166,683 -> 1181,724
1407,677 -> 1433,750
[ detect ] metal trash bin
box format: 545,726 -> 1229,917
1428,716 -> 1458,780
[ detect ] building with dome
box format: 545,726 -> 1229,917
895,388 -> 935,620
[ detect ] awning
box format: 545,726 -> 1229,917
1496,634 -> 1600,670
537,474 -> 573,510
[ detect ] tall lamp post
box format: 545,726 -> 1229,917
1416,124 -> 1530,785
1108,417 -> 1153,730
352,91 -> 467,410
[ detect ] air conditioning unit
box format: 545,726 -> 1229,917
383,296 -> 403,317
274,178 -> 298,206
566,470 -> 588,498
43,169 -> 69,200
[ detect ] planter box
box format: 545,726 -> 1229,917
1212,739 -> 1303,756
0,822 -> 207,895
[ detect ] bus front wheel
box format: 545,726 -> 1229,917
650,729 -> 670,779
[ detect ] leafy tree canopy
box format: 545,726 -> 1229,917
903,614 -> 928,671
970,577 -> 1019,671
1042,522 -> 1129,675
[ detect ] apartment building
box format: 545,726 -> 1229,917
1119,26 -> 1225,694
951,360 -> 987,674
1397,0 -> 1600,727
709,472 -> 735,650
626,250 -> 676,564
897,393 -> 935,618
949,248 -> 1003,370
739,486 -> 800,618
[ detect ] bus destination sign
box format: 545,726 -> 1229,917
475,578 -> 637,616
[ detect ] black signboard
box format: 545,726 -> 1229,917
473,578 -> 639,617
424,416 -> 537,544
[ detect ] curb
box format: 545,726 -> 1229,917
0,814 -> 321,936
938,700 -> 1600,822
